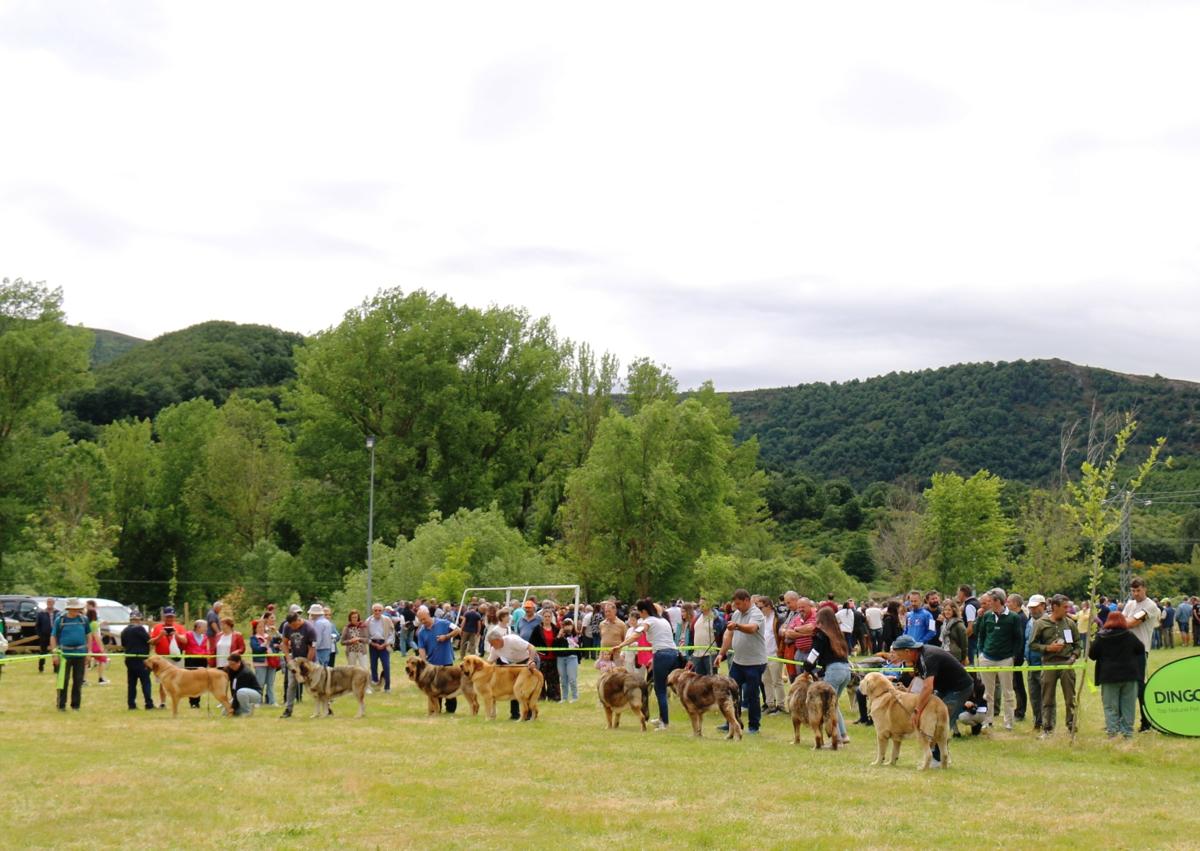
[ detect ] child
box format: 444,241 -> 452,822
596,648 -> 617,673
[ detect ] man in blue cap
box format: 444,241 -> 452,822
888,634 -> 974,742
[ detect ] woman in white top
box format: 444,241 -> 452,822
612,599 -> 679,731
756,596 -> 786,714
691,599 -> 717,676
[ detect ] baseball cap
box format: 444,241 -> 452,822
1028,594 -> 1047,607
162,606 -> 176,616
288,604 -> 302,615
891,635 -> 924,651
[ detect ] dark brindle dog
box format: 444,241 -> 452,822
666,669 -> 743,740
288,658 -> 369,718
786,672 -> 839,749
596,667 -> 650,731
404,656 -> 479,716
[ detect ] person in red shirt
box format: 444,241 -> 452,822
536,608 -> 561,701
781,595 -> 817,681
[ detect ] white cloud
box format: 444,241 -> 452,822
1,1 -> 1197,388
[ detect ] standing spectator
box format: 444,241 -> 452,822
280,611 -> 317,719
1006,594 -> 1029,722
341,610 -> 369,675
251,611 -> 281,705
1030,594 -> 1082,738
957,585 -> 981,664
120,611 -> 154,711
35,598 -> 56,673
1121,576 -> 1161,733
310,604 -> 333,666
781,595 -> 817,681
756,596 -> 786,715
1176,596 -> 1193,647
1160,600 -> 1176,650
881,601 -> 903,655
459,603 -> 483,658
393,605 -> 411,657
1193,596 -> 1200,647
597,602 -> 626,653
213,617 -> 245,669
149,606 -> 185,708
975,588 -> 1023,731
1024,595 -> 1047,731
939,601 -> 968,663
552,620 -> 582,702
904,592 -> 937,644
365,603 -> 396,693
415,605 -> 463,713
865,600 -> 884,653
182,620 -> 213,708
1088,612 -> 1144,739
801,606 -> 851,745
51,599 -> 90,712
690,598 -> 718,676
835,602 -> 856,654
579,605 -> 596,649
715,589 -> 768,736
924,591 -> 943,646
612,599 -> 680,731
1075,600 -> 1094,652
324,607 -> 339,667
665,599 -> 684,643
223,654 -> 263,716
204,600 -> 223,639
534,608 -> 561,702
85,600 -> 111,686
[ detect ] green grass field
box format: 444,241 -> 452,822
2,648 -> 1199,849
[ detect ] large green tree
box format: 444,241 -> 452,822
922,470 -> 1012,590
562,398 -> 742,598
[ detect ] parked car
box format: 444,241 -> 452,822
30,597 -> 134,648
0,595 -> 41,643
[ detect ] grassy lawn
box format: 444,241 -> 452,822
2,648 -> 1199,849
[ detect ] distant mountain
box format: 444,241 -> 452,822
88,328 -> 145,366
67,321 -> 304,426
727,359 -> 1200,486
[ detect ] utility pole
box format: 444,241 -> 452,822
366,434 -> 376,612
1119,491 -> 1133,603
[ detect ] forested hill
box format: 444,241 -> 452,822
88,328 -> 145,366
67,321 -> 303,429
727,359 -> 1200,486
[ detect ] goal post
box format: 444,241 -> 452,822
457,584 -> 581,628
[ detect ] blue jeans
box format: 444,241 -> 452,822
370,645 -> 391,690
938,684 -> 974,736
730,662 -> 766,731
255,665 -> 277,705
1102,680 -> 1137,737
691,655 -> 713,677
395,630 -> 408,656
556,655 -> 579,700
823,661 -> 851,739
652,650 -> 678,726
316,648 -> 331,667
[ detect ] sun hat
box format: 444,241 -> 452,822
65,597 -> 84,610
1027,594 -> 1047,607
891,635 -> 923,651
308,603 -> 324,616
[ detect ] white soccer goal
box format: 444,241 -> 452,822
457,584 -> 581,624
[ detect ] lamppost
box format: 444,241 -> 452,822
366,434 -> 376,612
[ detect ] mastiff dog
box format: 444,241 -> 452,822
859,672 -> 951,769
666,668 -> 743,740
145,655 -> 233,717
786,672 -> 839,750
404,656 -> 479,716
596,667 -> 650,731
459,655 -> 544,721
288,657 -> 369,718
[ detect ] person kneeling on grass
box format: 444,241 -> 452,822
224,654 -> 263,716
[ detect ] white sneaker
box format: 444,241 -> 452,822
1004,722 -> 1013,731
930,759 -> 941,768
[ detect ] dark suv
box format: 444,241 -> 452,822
0,595 -> 41,644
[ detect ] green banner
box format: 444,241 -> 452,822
1144,654 -> 1200,737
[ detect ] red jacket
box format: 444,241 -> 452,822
213,631 -> 246,660
182,630 -> 216,667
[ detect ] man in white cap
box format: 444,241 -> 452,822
310,603 -> 333,667
50,598 -> 90,711
1024,594 -> 1047,731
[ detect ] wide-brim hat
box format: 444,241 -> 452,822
65,597 -> 84,610
308,603 -> 324,616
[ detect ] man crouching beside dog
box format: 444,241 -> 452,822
879,635 -> 974,767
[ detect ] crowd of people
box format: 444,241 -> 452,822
20,580 -> 1191,742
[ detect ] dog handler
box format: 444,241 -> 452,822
416,605 -> 462,713
486,629 -> 540,719
715,589 -> 768,735
610,599 -> 679,732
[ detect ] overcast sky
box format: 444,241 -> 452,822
2,1 -> 1198,390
